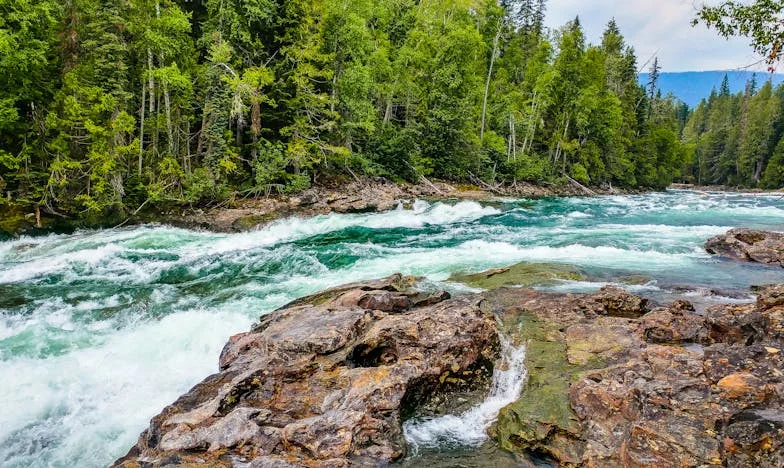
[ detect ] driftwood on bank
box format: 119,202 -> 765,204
565,175 -> 596,196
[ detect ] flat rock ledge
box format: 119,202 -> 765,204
706,228 -> 784,267
488,284 -> 784,467
114,274 -> 498,467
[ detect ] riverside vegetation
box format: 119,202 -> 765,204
2,0 -> 698,227
3,0 -> 784,467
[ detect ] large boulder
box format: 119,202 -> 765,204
114,275 -> 498,467
705,228 -> 784,266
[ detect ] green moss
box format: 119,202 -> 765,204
449,262 -> 584,290
492,310 -> 589,462
616,274 -> 653,285
232,211 -> 284,231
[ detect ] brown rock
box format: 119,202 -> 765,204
591,285 -> 649,318
705,228 -> 784,266
705,302 -> 766,345
565,318 -> 643,365
491,283 -> 784,467
717,373 -> 767,401
641,300 -> 711,344
115,275 -> 498,467
118,277 -> 784,468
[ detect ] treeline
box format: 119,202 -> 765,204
0,0 -> 691,218
682,75 -> 784,188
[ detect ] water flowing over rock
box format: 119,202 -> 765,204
114,274 -> 498,467
447,262 -> 585,289
706,228 -> 784,267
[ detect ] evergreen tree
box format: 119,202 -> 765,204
0,0 -> 700,220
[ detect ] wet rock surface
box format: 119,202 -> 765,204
448,262 -> 585,290
114,275 -> 498,467
489,283 -> 784,467
706,228 -> 784,267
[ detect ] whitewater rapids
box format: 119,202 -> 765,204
2,190 -> 784,467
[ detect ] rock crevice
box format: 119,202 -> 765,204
116,273 -> 784,467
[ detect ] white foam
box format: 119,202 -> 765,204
403,335 -> 527,451
206,200 -> 500,255
0,308 -> 252,467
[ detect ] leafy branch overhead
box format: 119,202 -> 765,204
695,0 -> 784,68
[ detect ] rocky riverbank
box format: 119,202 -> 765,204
0,178 -> 640,236
116,268 -> 784,467
131,178 -> 644,234
115,274 -> 498,467
670,183 -> 784,193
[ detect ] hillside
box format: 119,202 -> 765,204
639,71 -> 784,107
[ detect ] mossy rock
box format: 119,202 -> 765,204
492,311 -> 584,461
449,262 -> 584,290
616,274 -> 653,285
231,211 -> 285,231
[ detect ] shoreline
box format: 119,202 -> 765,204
141,178 -> 648,233
3,180 -> 783,238
0,178 -> 650,237
670,183 -> 784,194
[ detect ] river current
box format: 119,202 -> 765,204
2,190 -> 784,467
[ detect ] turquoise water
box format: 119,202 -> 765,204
2,190 -> 784,466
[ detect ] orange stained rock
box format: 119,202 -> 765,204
716,373 -> 764,399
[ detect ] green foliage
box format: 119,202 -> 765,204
0,0 -> 699,221
682,78 -> 784,188
695,1 -> 784,67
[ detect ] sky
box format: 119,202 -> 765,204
545,0 -> 767,72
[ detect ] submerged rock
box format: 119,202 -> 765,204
115,274 -> 498,467
448,262 -> 585,289
706,228 -> 784,267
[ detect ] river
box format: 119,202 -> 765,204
2,190 -> 784,466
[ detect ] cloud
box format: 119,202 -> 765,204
545,0 -> 766,71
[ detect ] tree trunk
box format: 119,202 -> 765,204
139,82 -> 146,175
196,108 -> 208,159
164,83 -> 173,155
480,26 -> 502,142
185,119 -> 192,173
147,48 -> 156,155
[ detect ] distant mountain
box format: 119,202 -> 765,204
637,71 -> 784,108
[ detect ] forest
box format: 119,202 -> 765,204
682,75 -> 784,188
0,0 -> 761,221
